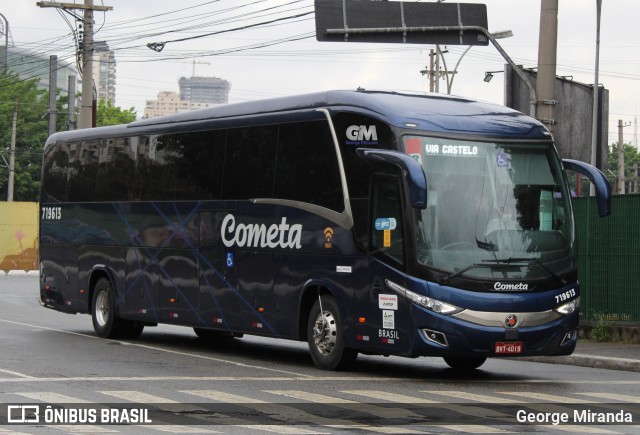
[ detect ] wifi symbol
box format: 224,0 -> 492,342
323,227 -> 334,248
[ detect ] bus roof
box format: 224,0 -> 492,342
48,90 -> 550,144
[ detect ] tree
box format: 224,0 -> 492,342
96,99 -> 137,127
608,142 -> 640,193
0,72 -> 50,201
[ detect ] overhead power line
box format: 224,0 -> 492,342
146,10 -> 313,52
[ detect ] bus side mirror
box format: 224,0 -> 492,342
562,159 -> 612,217
356,148 -> 427,209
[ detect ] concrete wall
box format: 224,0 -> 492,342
0,202 -> 38,272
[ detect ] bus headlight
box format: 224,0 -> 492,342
555,296 -> 580,315
385,279 -> 463,315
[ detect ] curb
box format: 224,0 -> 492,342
0,270 -> 38,277
514,354 -> 640,373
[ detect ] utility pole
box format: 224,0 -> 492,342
8,98 -> 17,202
37,1 -> 112,129
0,13 -> 8,73
68,74 -> 76,131
49,55 -> 58,136
617,119 -> 631,194
536,0 -> 558,133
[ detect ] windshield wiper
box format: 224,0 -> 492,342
482,257 -> 567,286
440,262 -> 514,284
440,257 -> 567,286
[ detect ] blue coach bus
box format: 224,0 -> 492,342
39,90 -> 611,371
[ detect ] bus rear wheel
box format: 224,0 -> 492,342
443,356 -> 487,371
92,278 -> 144,339
307,295 -> 357,371
92,277 -> 121,338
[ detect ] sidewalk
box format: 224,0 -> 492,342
518,340 -> 640,373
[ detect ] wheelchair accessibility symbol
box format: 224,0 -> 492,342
226,252 -> 234,268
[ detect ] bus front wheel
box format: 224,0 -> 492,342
307,295 -> 357,371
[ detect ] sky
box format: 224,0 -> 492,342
5,0 -> 640,147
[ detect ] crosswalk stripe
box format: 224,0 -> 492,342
14,392 -> 91,403
266,390 -> 454,426
498,392 -> 593,403
343,390 -> 509,433
182,390 -> 363,430
99,391 -> 179,403
575,392 -> 640,402
0,428 -> 35,435
236,425 -> 331,434
343,390 -> 438,404
420,390 -> 520,404
431,424 -> 506,433
138,425 -> 219,433
50,425 -> 119,433
181,390 -> 267,403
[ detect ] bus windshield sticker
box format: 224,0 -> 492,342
383,230 -> 391,247
383,310 -> 395,329
378,294 -> 398,310
405,137 -> 422,165
497,152 -> 510,168
375,218 -> 397,231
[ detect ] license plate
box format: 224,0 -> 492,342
494,341 -> 523,354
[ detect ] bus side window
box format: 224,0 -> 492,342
369,175 -> 405,268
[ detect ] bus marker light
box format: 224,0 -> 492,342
252,322 -> 263,328
356,335 -> 369,341
44,285 -> 51,292
169,313 -> 179,318
358,317 -> 366,323
170,298 -> 176,303
258,307 -> 265,313
213,317 -> 223,323
79,289 -> 86,294
138,308 -> 147,314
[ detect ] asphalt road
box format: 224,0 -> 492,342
1,275 -> 639,434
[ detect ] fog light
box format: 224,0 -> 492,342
560,330 -> 576,346
422,329 -> 449,347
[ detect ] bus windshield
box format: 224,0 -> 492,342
404,135 -> 575,282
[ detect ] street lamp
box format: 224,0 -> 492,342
0,13 -> 8,73
484,70 -> 504,83
444,30 -> 513,94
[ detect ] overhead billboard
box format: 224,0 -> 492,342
315,0 -> 489,46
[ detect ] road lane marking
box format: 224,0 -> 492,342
14,392 -> 92,403
0,318 -> 313,378
498,392 -> 593,403
421,390 -> 520,404
575,392 -> 640,402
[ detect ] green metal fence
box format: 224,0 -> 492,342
573,194 -> 640,324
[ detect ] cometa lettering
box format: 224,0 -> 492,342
494,282 -> 529,291
221,214 -> 302,249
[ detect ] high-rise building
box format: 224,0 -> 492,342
143,91 -> 213,119
93,41 -> 116,105
179,76 -> 231,105
6,47 -> 77,95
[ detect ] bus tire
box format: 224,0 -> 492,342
443,356 -> 487,371
91,277 -> 123,339
122,321 -> 144,339
307,295 -> 357,371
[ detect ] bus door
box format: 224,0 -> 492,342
198,210 -> 241,332
361,174 -> 413,353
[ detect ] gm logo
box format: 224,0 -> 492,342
346,125 -> 378,142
